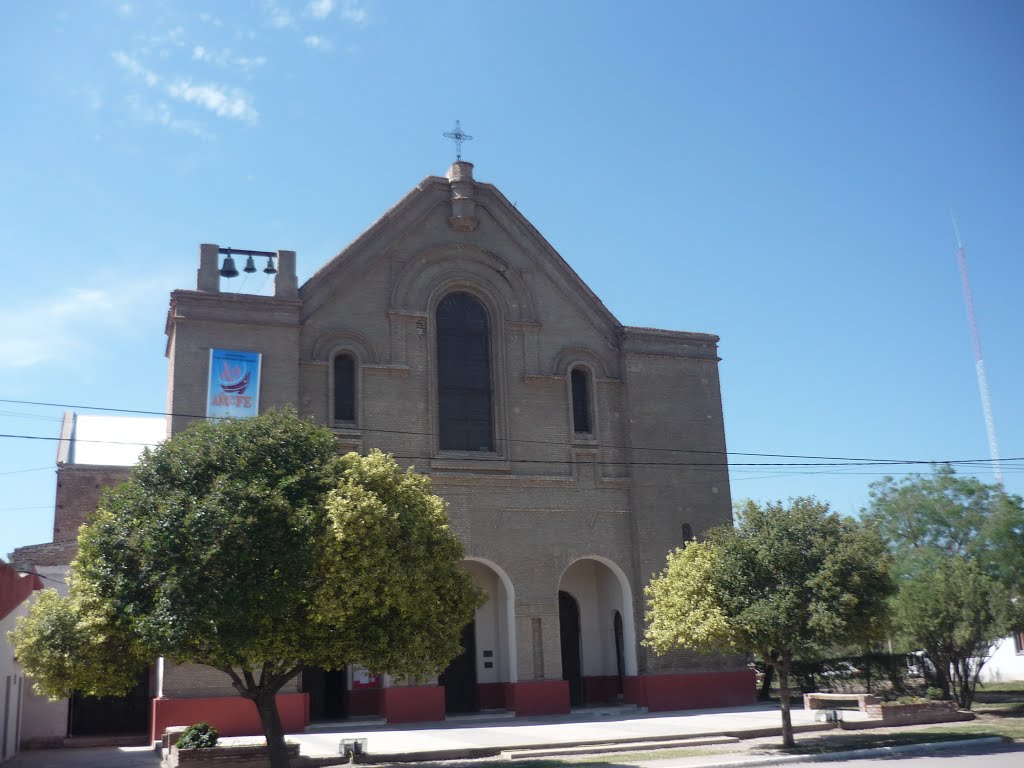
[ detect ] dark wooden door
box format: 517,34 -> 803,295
559,591 -> 583,706
68,667 -> 149,736
303,666 -> 348,721
614,610 -> 626,694
439,620 -> 477,713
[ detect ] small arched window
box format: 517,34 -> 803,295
681,522 -> 694,544
437,292 -> 493,451
571,368 -> 591,434
333,353 -> 356,422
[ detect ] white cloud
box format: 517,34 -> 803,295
198,12 -> 224,27
264,1 -> 294,28
167,80 -> 258,123
74,85 -> 104,111
308,0 -> 334,19
304,35 -> 332,51
236,55 -> 267,72
112,51 -> 160,87
137,26 -> 186,56
0,289 -> 115,368
340,1 -> 369,26
193,46 -> 267,72
0,276 -> 180,371
126,94 -> 210,138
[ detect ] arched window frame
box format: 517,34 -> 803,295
566,362 -> 599,443
330,349 -> 360,427
432,289 -> 500,455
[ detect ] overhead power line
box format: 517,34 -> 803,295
0,398 -> 1018,470
0,430 -> 1021,472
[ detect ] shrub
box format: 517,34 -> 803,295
177,722 -> 219,750
894,695 -> 921,704
924,687 -> 946,701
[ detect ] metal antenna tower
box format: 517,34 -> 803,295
953,217 -> 1003,485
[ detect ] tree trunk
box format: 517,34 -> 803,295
951,656 -> 975,710
254,690 -> 291,768
928,654 -> 952,700
758,664 -> 775,702
776,655 -> 795,748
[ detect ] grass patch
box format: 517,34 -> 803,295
766,730 -> 1001,756
567,746 -> 741,762
916,719 -> 1024,740
975,681 -> 1024,695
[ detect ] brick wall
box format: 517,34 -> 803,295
53,464 -> 131,542
162,165 -> 745,687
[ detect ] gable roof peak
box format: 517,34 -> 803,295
445,160 -> 478,232
446,160 -> 474,182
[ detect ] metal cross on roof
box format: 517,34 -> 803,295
443,120 -> 473,161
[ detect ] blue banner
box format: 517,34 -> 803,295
207,349 -> 262,420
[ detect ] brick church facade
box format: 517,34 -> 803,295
14,160 -> 753,744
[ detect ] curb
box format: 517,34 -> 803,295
677,736 -> 1006,768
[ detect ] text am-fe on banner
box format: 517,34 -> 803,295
207,349 -> 262,419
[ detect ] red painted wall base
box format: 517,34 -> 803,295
381,686 -> 445,723
508,680 -> 570,716
583,675 -> 622,704
348,688 -> 382,716
150,693 -> 309,743
477,682 -> 513,710
624,670 -> 756,712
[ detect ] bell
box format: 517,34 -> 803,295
264,255 -> 277,275
219,255 -> 239,278
243,255 -> 257,273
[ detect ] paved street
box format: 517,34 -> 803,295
4,746 -> 161,767
3,705 -> 1015,768
733,742 -> 1023,768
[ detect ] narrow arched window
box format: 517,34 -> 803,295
681,522 -> 693,544
571,368 -> 591,433
333,354 -> 355,422
437,292 -> 493,451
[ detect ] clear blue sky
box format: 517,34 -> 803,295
2,1 -> 1022,559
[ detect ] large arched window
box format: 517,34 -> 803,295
570,368 -> 591,434
333,353 -> 356,422
437,292 -> 493,451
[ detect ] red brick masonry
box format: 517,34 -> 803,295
624,670 -> 757,711
151,693 -> 309,743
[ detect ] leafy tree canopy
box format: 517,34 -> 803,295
11,409 -> 481,768
863,466 -> 1024,708
645,498 -> 893,746
864,465 -> 1024,588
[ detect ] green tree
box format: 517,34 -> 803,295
10,410 -> 481,768
864,466 -> 1024,708
645,498 -> 893,747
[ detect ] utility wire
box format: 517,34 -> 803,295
0,398 -> 1017,469
0,430 -> 1020,471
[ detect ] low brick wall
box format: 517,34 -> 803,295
865,700 -> 954,720
164,742 -> 300,768
840,699 -> 974,728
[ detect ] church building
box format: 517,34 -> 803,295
13,158 -> 753,745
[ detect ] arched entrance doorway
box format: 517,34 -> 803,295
438,559 -> 517,713
558,557 -> 638,707
302,666 -> 348,721
439,621 -> 477,713
559,591 -> 583,706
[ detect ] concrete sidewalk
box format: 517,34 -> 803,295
291,704 -> 855,760
4,704 -> 865,766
